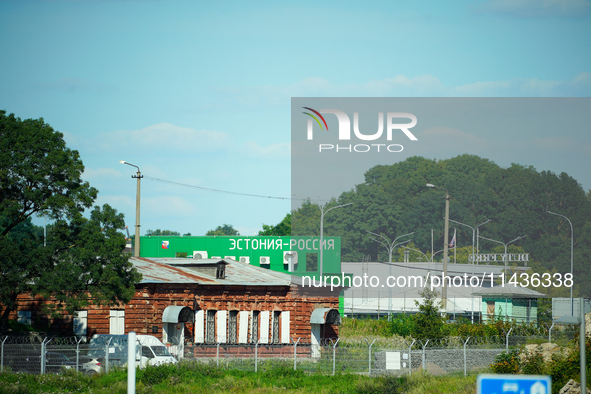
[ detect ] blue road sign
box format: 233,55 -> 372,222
477,374 -> 551,394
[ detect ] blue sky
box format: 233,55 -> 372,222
1,0 -> 590,236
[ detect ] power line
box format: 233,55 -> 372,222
144,176 -> 300,201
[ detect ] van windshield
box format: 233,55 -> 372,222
151,346 -> 172,357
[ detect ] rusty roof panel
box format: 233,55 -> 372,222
131,257 -> 291,286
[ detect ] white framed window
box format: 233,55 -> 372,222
206,310 -> 216,344
73,311 -> 87,336
109,310 -> 125,335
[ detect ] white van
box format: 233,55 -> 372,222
88,334 -> 177,369
136,335 -> 177,368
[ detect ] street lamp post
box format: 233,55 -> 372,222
426,183 -> 451,310
449,219 -> 491,323
546,211 -> 574,315
477,234 -> 527,269
448,219 -> 491,261
314,202 -> 352,278
368,231 -> 414,317
401,246 -> 428,262
120,161 -> 143,257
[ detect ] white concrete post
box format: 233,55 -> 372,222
127,332 -> 136,394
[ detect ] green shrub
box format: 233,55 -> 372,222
389,314 -> 415,337
490,349 -> 520,374
521,347 -> 545,375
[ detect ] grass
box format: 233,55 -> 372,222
0,361 -> 484,394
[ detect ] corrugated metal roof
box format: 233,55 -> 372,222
472,285 -> 546,298
131,257 -> 292,286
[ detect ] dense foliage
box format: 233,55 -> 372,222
0,111 -> 141,329
206,224 -> 240,236
291,155 -> 591,296
259,213 -> 291,236
490,337 -> 591,394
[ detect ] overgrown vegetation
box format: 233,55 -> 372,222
489,337 -> 591,394
0,361 -> 414,394
342,314 -> 558,341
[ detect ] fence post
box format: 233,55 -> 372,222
404,339 -> 415,376
368,339 -> 376,376
505,327 -> 513,351
421,339 -> 429,371
1,336 -> 7,373
255,341 -> 259,373
332,338 -> 340,376
463,337 -> 470,377
41,337 -> 51,375
292,337 -> 300,371
216,342 -> 220,366
76,336 -> 83,372
549,322 -> 555,343
105,337 -> 112,373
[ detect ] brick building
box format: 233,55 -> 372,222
7,257 -> 341,349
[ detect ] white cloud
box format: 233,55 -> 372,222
472,0 -> 591,17
92,123 -> 230,152
240,141 -> 291,159
453,74 -> 591,96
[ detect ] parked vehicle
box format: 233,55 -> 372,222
6,351 -> 76,374
45,352 -> 77,372
88,334 -> 177,369
78,355 -> 104,375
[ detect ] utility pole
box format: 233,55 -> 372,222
120,161 -> 143,257
427,183 -> 451,311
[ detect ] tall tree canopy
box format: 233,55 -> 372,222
206,224 -> 240,236
0,111 -> 141,329
291,155 -> 591,296
145,229 -> 181,236
259,213 -> 291,236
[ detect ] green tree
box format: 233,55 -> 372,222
145,229 -> 181,236
411,284 -> 445,340
206,224 -> 239,236
0,111 -> 141,328
259,213 -> 291,236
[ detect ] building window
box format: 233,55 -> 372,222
251,311 -> 260,343
272,311 -> 280,344
73,311 -> 87,336
109,310 -> 125,335
206,310 -> 216,344
486,301 -> 495,320
216,263 -> 225,279
17,311 -> 31,326
229,311 -> 238,344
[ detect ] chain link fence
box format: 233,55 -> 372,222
0,329 -> 579,376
